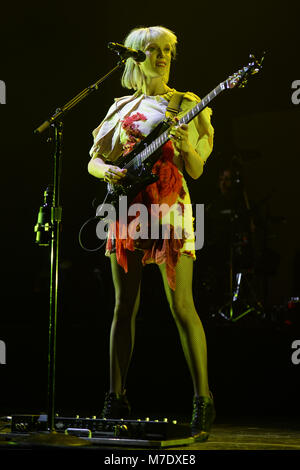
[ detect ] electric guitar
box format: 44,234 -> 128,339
98,54 -> 264,213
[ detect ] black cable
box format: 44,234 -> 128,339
78,192 -> 110,252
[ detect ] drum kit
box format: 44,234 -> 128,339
198,152 -> 284,324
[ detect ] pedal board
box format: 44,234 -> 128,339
10,414 -> 195,447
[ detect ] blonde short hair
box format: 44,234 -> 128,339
121,26 -> 177,91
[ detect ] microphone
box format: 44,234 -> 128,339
108,42 -> 146,62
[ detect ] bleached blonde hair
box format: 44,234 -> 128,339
121,26 -> 177,91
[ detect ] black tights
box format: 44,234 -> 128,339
109,250 -> 210,397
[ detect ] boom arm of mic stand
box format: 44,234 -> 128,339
34,58 -> 127,135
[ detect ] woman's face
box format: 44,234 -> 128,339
139,35 -> 172,83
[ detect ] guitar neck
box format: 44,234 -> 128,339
125,81 -> 226,171
178,82 -> 225,126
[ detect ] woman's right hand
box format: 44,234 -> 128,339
103,165 -> 127,185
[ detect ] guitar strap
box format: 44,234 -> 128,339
165,91 -> 185,119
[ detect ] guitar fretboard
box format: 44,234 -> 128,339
125,81 -> 226,171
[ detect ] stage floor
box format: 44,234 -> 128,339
1,417 -> 300,451
183,422 -> 300,450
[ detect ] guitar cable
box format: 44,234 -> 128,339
78,192 -> 109,252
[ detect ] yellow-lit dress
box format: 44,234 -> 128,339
90,89 -> 214,290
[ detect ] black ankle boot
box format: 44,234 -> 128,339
100,391 -> 131,419
190,394 -> 215,441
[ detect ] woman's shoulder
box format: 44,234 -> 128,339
114,91 -> 139,103
104,91 -> 142,115
98,92 -> 142,124
182,91 -> 201,103
168,89 -> 200,102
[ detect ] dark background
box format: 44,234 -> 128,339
0,1 -> 299,423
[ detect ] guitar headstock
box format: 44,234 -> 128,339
225,53 -> 265,90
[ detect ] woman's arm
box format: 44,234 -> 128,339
180,140 -> 205,179
88,155 -> 127,183
170,123 -> 208,179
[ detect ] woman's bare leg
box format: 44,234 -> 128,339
159,255 -> 210,397
109,250 -> 143,394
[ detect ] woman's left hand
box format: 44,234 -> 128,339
169,123 -> 192,154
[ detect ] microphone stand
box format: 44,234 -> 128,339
33,55 -> 127,443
